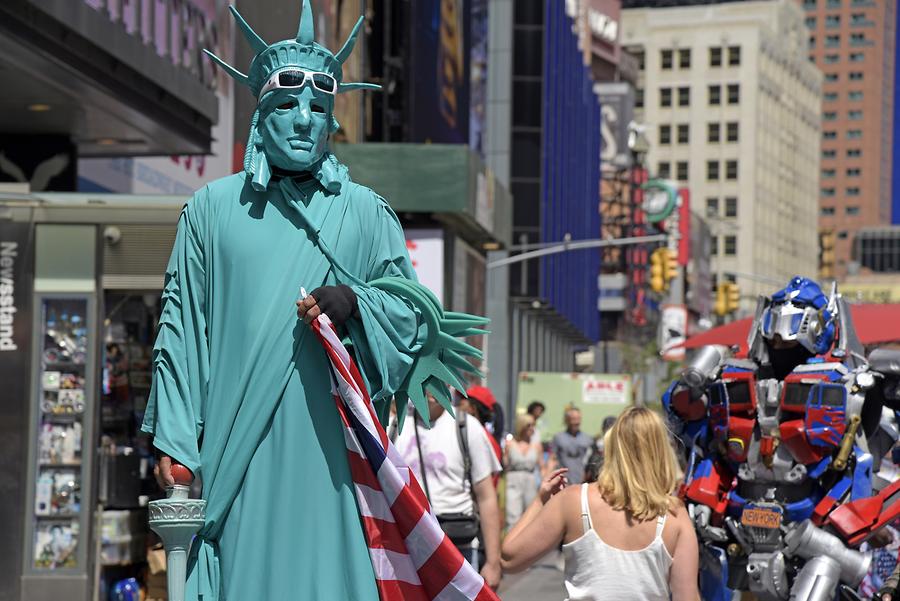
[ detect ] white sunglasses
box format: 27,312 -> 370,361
258,68 -> 338,102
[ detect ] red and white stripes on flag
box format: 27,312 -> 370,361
310,314 -> 500,601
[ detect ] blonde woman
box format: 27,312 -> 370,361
501,407 -> 699,601
504,414 -> 544,528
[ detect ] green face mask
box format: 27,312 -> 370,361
203,1 -> 380,190
258,86 -> 334,172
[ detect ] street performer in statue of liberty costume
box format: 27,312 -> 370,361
141,3 -> 491,599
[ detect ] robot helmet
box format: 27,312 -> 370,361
759,276 -> 837,355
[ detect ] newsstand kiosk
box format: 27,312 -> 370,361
0,192 -> 183,601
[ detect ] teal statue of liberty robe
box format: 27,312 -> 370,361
142,4 -> 487,597
142,164 -> 420,600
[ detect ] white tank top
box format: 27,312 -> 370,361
561,483 -> 673,601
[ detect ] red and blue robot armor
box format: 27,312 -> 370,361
665,277 -> 900,601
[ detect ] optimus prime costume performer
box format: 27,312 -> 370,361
665,277 -> 900,601
141,3 -> 487,600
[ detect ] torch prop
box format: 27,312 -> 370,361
148,464 -> 206,601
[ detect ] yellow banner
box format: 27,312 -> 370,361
841,283 -> 900,304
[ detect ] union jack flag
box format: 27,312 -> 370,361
310,313 -> 500,601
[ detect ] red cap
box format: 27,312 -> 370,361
466,385 -> 497,409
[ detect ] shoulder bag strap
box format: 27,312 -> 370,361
414,417 -> 431,503
456,410 -> 479,518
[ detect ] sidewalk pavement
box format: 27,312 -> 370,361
496,551 -> 566,600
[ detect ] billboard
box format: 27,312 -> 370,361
405,229 -> 445,303
516,371 -> 632,443
410,0 -> 471,145
596,82 -> 634,171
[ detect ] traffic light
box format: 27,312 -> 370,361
715,282 -> 728,316
650,248 -> 666,292
819,230 -> 836,280
725,282 -> 740,313
664,249 -> 679,284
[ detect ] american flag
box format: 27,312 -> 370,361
310,312 -> 500,601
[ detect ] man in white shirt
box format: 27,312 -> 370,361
395,394 -> 503,589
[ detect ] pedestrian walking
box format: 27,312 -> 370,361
551,406 -> 594,484
394,394 -> 504,589
501,407 -> 700,601
504,414 -> 543,529
527,401 -> 547,445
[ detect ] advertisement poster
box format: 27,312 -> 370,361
410,0 -> 471,144
516,372 -> 632,442
405,229 -> 445,303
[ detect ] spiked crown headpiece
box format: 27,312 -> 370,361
205,2 -> 380,99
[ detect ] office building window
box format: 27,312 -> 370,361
825,34 -> 840,47
724,197 -> 738,218
847,129 -> 862,139
635,49 -> 645,70
823,149 -> 837,158
848,91 -> 863,101
824,54 -> 840,64
809,36 -> 816,50
676,161 -> 689,181
827,0 -> 840,7
659,124 -> 672,145
847,167 -> 861,177
848,110 -> 862,120
850,12 -> 868,24
849,52 -> 865,62
660,87 -> 672,107
707,122 -> 720,143
679,48 -> 691,69
661,49 -> 673,69
837,231 -> 848,239
710,236 -> 719,256
849,71 -> 864,80
658,161 -> 671,178
726,122 -> 739,142
821,207 -> 836,216
824,92 -> 839,101
635,88 -> 644,108
847,187 -> 860,196
805,17 -> 817,29
727,83 -> 740,104
821,187 -> 836,197
725,160 -> 738,180
825,15 -> 841,28
707,160 -> 720,180
847,148 -> 862,157
823,131 -> 837,140
846,206 -> 860,215
724,236 -> 737,256
677,124 -> 690,144
728,46 -> 741,66
850,33 -> 867,45
822,168 -> 836,178
825,73 -> 839,82
709,85 -> 721,105
706,197 -> 718,217
709,47 -> 722,67
823,111 -> 838,121
802,0 -> 816,7
678,86 -> 690,106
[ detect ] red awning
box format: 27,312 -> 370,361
683,304 -> 900,352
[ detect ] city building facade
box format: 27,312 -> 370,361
622,0 -> 822,311
800,0 -> 896,279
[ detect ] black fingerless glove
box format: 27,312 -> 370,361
310,284 -> 360,327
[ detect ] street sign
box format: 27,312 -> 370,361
660,304 -> 687,361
